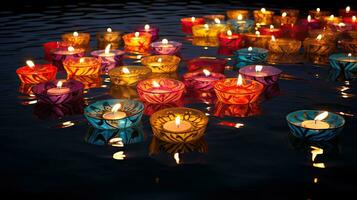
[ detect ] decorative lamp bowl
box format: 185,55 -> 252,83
137,78 -> 185,104
253,10 -> 275,25
141,55 -> 181,73
268,38 -> 302,54
51,47 -> 85,69
329,53 -> 357,72
85,125 -> 145,146
214,78 -> 264,104
96,30 -> 123,49
183,70 -> 225,91
226,19 -> 255,33
181,17 -> 205,34
187,57 -> 227,73
43,41 -> 70,61
340,39 -> 357,54
303,37 -> 336,56
203,14 -> 226,22
150,107 -> 209,143
91,49 -> 125,74
192,24 -> 227,37
150,40 -> 182,55
286,110 -> 345,141
226,10 -> 249,20
109,65 -> 151,86
63,57 -> 101,76
62,32 -> 90,48
239,65 -> 282,85
16,64 -> 57,84
122,32 -> 152,48
84,99 -> 144,130
244,33 -> 271,48
234,47 -> 268,63
218,32 -> 244,48
32,79 -> 84,104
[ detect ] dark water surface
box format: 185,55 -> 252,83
1,1 -> 357,199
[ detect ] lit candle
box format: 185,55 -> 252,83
183,68 -> 225,91
47,80 -> 70,95
62,31 -> 90,48
90,44 -> 125,74
253,8 -> 274,25
163,116 -> 192,132
301,111 -> 330,129
180,16 -> 205,34
150,39 -> 182,55
99,44 -> 115,56
239,65 -> 282,85
134,24 -> 159,41
254,65 -> 268,77
122,31 -> 152,48
218,29 -> 243,48
102,103 -> 127,120
16,60 -> 57,84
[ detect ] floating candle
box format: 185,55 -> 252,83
183,69 -> 225,91
259,24 -> 283,38
163,116 -> 192,132
329,53 -> 357,72
122,31 -> 152,48
141,55 -> 181,73
62,31 -> 90,48
218,29 -> 243,48
239,65 -> 282,85
339,6 -> 357,17
16,60 -> 57,84
180,17 -> 205,34
63,56 -> 101,76
192,23 -> 227,37
135,24 -> 159,41
103,103 -> 127,120
301,111 -> 330,129
96,27 -> 123,49
234,47 -> 269,67
43,41 -> 70,61
244,30 -> 271,48
109,65 -> 152,86
47,80 -> 70,95
303,34 -> 336,64
309,8 -> 330,20
150,39 -> 182,55
226,10 -> 249,20
253,8 -> 274,25
51,46 -> 85,69
91,44 -> 125,74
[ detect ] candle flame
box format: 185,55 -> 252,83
227,30 -> 232,36
174,153 -> 180,164
104,44 -> 111,54
57,81 -> 63,89
162,38 -> 168,44
204,24 -> 209,29
73,31 -> 79,37
152,80 -> 160,87
203,69 -> 211,76
316,34 -> 323,41
144,24 -> 150,31
311,146 -> 324,162
261,8 -> 266,13
111,103 -> 121,113
248,46 -> 253,51
307,15 -> 312,22
316,8 -> 320,12
270,24 -> 274,30
271,35 -> 276,41
338,22 -> 345,27
107,27 -> 112,32
134,32 -> 140,37
255,65 -> 263,72
191,16 -> 195,22
353,16 -> 356,22
329,15 -> 334,21
68,46 -> 75,52
122,67 -> 130,74
175,116 -> 181,127
282,12 -> 287,17
313,163 -> 325,168
79,57 -> 85,63
237,14 -> 243,20
237,74 -> 243,86
26,60 -> 35,68
346,6 -> 351,13
214,18 -> 221,24
348,53 -> 352,57
314,111 -> 328,121
255,30 -> 260,36
157,58 -> 162,63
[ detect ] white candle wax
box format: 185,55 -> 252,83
301,120 -> 330,129
47,87 -> 70,95
163,120 -> 192,132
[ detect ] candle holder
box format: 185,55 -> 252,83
192,24 -> 227,37
62,32 -> 90,48
259,26 -> 283,38
150,107 -> 209,143
239,65 -> 282,85
135,25 -> 159,41
51,47 -> 85,70
109,84 -> 138,99
343,18 -> 357,30
137,78 -> 185,104
91,49 -> 125,74
85,125 -> 145,146
187,57 -> 227,73
109,65 -> 151,86
63,57 -> 101,77
286,110 -> 345,141
122,32 -> 152,48
96,30 -> 123,49
309,10 -> 330,20
226,10 -> 249,20
303,37 -> 336,65
253,10 -> 274,25
268,38 -> 302,54
234,47 -> 268,67
273,16 -> 298,27
244,33 -> 271,48
150,40 -> 182,55
141,55 -> 181,73
192,37 -> 219,47
183,70 -> 225,91
181,17 -> 205,34
218,31 -> 244,48
226,19 -> 255,33
213,101 -> 261,118
329,53 -> 357,72
16,63 -> 57,84
71,75 -> 102,89
84,99 -> 144,130
143,99 -> 183,116
214,78 -> 264,104
33,99 -> 85,120
340,39 -> 357,53
149,137 -> 208,155
43,41 -> 70,61
203,14 -> 225,23
339,8 -> 357,17
32,79 -> 84,105
327,22 -> 354,33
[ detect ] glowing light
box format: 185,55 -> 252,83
314,111 -> 328,121
73,31 -> 79,37
353,16 -> 356,22
329,15 -> 335,21
26,60 -> 35,68
227,30 -> 232,36
174,153 -> 180,164
271,35 -> 276,41
346,6 -> 351,13
144,24 -> 150,31
307,15 -> 312,22
57,81 -> 63,89
282,12 -> 287,17
204,24 -> 209,29
68,46 -> 75,52
175,116 -> 181,127
111,103 -> 121,113
191,17 -> 195,22
157,58 -> 162,63
152,80 -> 160,87
248,47 -> 253,51
203,69 -> 211,76
79,57 -> 85,63
316,8 -> 320,12
214,18 -> 221,24
261,8 -> 266,13
104,44 -> 111,54
255,30 -> 260,36
270,24 -> 274,30
107,27 -> 112,32
113,151 -> 126,160
313,163 -> 325,168
237,74 -> 243,86
134,32 -> 140,37
316,34 -> 323,41
348,53 -> 352,57
311,146 -> 324,162
255,65 -> 263,73
234,123 -> 244,128
122,67 -> 130,74
162,39 -> 168,44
